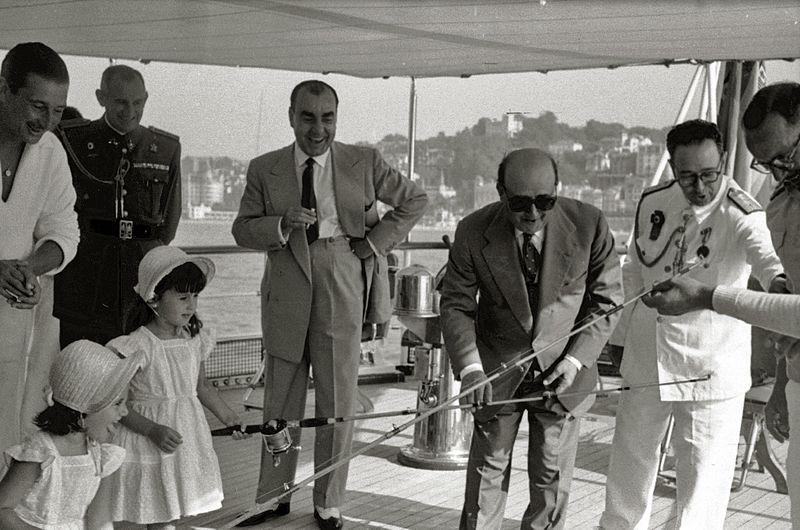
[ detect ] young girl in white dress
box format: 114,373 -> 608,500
100,246 -> 248,528
0,339 -> 140,529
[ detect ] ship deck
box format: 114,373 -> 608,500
179,377 -> 791,529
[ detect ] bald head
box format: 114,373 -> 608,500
497,148 -> 559,234
498,148 -> 559,192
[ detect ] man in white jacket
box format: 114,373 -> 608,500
599,119 -> 784,529
644,82 -> 800,529
0,42 -> 78,462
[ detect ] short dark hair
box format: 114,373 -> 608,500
125,262 -> 207,337
496,151 -> 559,190
1,42 -> 68,94
290,80 -> 339,110
60,106 -> 82,122
100,64 -> 145,91
34,401 -> 83,436
743,82 -> 800,130
666,119 -> 723,158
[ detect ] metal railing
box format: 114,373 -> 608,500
183,241 -> 628,388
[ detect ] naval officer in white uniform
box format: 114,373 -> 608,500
600,119 -> 784,529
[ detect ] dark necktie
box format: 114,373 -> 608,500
521,232 -> 541,313
301,157 -> 318,244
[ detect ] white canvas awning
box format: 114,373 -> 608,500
1,0 -> 798,78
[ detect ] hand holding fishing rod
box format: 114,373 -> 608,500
223,248 -> 709,527
212,374 -> 713,437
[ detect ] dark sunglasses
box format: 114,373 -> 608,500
506,194 -> 558,212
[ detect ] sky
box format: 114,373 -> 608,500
57,54 -> 799,161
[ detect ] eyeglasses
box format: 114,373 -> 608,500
675,159 -> 724,187
750,132 -> 800,175
506,194 -> 558,212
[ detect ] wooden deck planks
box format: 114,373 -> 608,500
184,381 -> 791,529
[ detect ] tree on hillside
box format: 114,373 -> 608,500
584,119 -> 626,143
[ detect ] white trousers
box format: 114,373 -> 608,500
787,380 -> 800,529
600,385 -> 744,530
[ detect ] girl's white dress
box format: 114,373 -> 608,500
103,326 -> 223,523
5,430 -> 125,529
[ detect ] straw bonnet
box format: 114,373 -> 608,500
50,340 -> 141,414
133,245 -> 215,303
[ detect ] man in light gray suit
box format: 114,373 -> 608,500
440,148 -> 623,529
232,80 -> 427,528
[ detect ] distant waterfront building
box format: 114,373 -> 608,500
187,169 -> 224,209
585,151 -> 611,173
505,113 -> 524,136
609,152 -> 637,175
636,143 -> 665,177
548,140 -> 584,157
622,177 -> 647,213
579,187 -> 604,210
186,204 -> 237,221
473,175 -> 496,210
602,187 -> 624,214
485,113 -> 524,137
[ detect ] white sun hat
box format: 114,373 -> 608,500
133,245 -> 215,303
50,340 -> 141,414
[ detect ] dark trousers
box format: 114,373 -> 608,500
460,400 -> 581,529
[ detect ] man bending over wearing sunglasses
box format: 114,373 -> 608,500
599,119 -> 783,530
440,148 -> 624,529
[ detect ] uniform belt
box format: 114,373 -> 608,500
88,219 -> 159,240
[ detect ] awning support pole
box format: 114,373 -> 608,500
403,76 -> 418,268
647,64 -> 704,188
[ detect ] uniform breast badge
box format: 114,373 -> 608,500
649,210 -> 665,240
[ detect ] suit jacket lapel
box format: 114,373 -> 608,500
331,142 -> 364,236
482,209 -> 532,333
533,205 -> 576,342
267,145 -> 311,281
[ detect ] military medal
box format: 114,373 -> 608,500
698,227 -> 712,259
149,142 -> 158,153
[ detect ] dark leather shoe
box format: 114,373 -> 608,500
314,508 -> 344,529
235,502 -> 290,526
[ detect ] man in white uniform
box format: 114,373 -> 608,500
0,42 -> 78,461
599,119 -> 784,529
643,82 -> 800,529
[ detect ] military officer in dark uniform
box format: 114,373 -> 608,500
54,64 -> 181,347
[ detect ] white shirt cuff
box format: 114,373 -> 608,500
460,363 -> 484,379
564,354 -> 583,370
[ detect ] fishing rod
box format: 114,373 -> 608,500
224,254 -> 708,527
212,374 -> 711,436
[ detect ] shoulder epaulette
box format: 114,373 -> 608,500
770,184 -> 787,201
640,179 -> 676,198
147,126 -> 179,141
57,117 -> 90,130
727,187 -> 762,214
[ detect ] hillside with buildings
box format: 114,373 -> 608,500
180,111 -> 670,238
